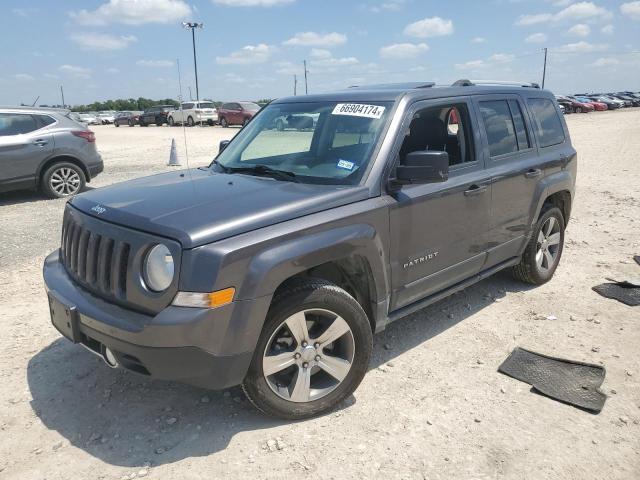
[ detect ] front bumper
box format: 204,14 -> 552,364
43,251 -> 268,389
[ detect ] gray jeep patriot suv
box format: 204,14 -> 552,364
43,80 -> 576,419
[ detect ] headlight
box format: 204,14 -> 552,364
143,244 -> 174,292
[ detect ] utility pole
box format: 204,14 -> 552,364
303,60 -> 309,94
182,22 -> 203,103
188,86 -> 193,101
542,47 -> 548,89
60,85 -> 65,108
294,75 -> 297,96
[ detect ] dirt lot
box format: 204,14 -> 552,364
1,112 -> 639,480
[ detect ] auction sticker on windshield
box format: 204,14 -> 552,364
332,103 -> 386,119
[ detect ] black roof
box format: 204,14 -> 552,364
273,80 -> 548,104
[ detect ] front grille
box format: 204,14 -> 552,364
61,212 -> 130,300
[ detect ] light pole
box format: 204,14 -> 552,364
541,47 -> 548,89
182,22 -> 203,104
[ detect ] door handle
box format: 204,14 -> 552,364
464,184 -> 488,197
33,139 -> 48,147
524,168 -> 542,179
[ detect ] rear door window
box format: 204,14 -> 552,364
527,98 -> 565,148
479,100 -> 518,157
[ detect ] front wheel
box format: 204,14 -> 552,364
242,279 -> 373,419
220,117 -> 228,128
512,207 -> 565,285
114,122 -> 120,127
187,116 -> 195,127
168,116 -> 175,126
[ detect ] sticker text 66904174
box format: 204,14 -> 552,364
332,103 -> 386,120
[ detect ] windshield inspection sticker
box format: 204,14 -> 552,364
332,103 -> 386,119
337,159 -> 355,171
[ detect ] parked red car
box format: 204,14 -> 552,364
566,96 -> 596,113
217,102 -> 260,127
574,96 -> 607,111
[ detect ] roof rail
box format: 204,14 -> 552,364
348,82 -> 435,90
452,79 -> 540,89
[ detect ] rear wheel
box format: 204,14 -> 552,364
114,121 -> 120,127
187,116 -> 195,127
242,279 -> 373,419
128,119 -> 135,127
156,118 -> 163,127
512,207 -> 565,285
41,162 -> 86,199
168,116 -> 175,126
575,106 -> 582,113
275,119 -> 285,131
220,117 -> 228,128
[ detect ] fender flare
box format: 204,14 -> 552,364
236,223 -> 389,305
530,170 -> 573,227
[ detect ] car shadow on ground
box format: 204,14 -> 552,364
0,187 -> 95,206
27,271 -> 533,468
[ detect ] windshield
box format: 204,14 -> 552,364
240,102 -> 260,111
213,101 -> 392,185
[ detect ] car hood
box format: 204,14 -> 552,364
71,168 -> 369,248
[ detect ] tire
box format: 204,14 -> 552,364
207,119 -> 214,126
512,207 -> 565,285
275,119 -> 284,131
128,119 -> 135,127
242,118 -> 249,127
156,118 -> 163,127
114,122 -> 120,127
41,162 -> 86,199
187,116 -> 195,127
242,278 -> 373,420
220,117 -> 228,128
575,107 -> 582,113
168,116 -> 175,126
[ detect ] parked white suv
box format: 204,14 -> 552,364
168,101 -> 218,126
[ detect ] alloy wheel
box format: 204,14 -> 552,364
49,167 -> 81,196
262,309 -> 355,403
536,217 -> 561,273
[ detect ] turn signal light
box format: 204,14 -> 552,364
172,288 -> 236,309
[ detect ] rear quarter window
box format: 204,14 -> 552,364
527,98 -> 565,148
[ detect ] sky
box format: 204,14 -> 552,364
1,0 -> 639,106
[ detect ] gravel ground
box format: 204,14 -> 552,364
0,113 -> 639,480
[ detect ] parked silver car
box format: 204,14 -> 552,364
0,107 -> 103,198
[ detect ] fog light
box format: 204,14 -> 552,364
103,348 -> 118,368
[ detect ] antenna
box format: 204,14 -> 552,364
31,95 -> 40,107
294,75 -> 297,96
176,58 -> 196,194
303,60 -> 309,94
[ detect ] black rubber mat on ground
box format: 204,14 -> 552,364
498,347 -> 606,413
592,282 -> 640,307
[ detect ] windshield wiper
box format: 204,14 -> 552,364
225,165 -> 299,183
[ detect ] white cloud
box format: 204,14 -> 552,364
59,64 -> 92,79
380,43 -> 429,59
136,60 -> 175,67
368,0 -> 405,13
44,73 -> 60,79
525,32 -> 548,43
283,32 -> 347,47
213,0 -> 294,5
516,2 -> 612,26
216,44 -> 274,65
70,32 -> 137,50
313,56 -> 359,67
455,59 -> 486,70
12,73 -> 35,81
106,67 -> 120,74
70,0 -> 191,26
515,13 -> 553,26
567,24 -> 591,36
310,48 -> 332,59
471,37 -> 486,44
489,53 -> 515,63
621,1 -> 640,20
590,57 -> 620,67
12,8 -> 38,17
601,24 -> 614,34
555,41 -> 608,52
403,16 -> 453,38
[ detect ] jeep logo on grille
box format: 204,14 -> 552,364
91,205 -> 107,215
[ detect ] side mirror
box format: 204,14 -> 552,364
394,150 -> 449,185
219,140 -> 230,152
